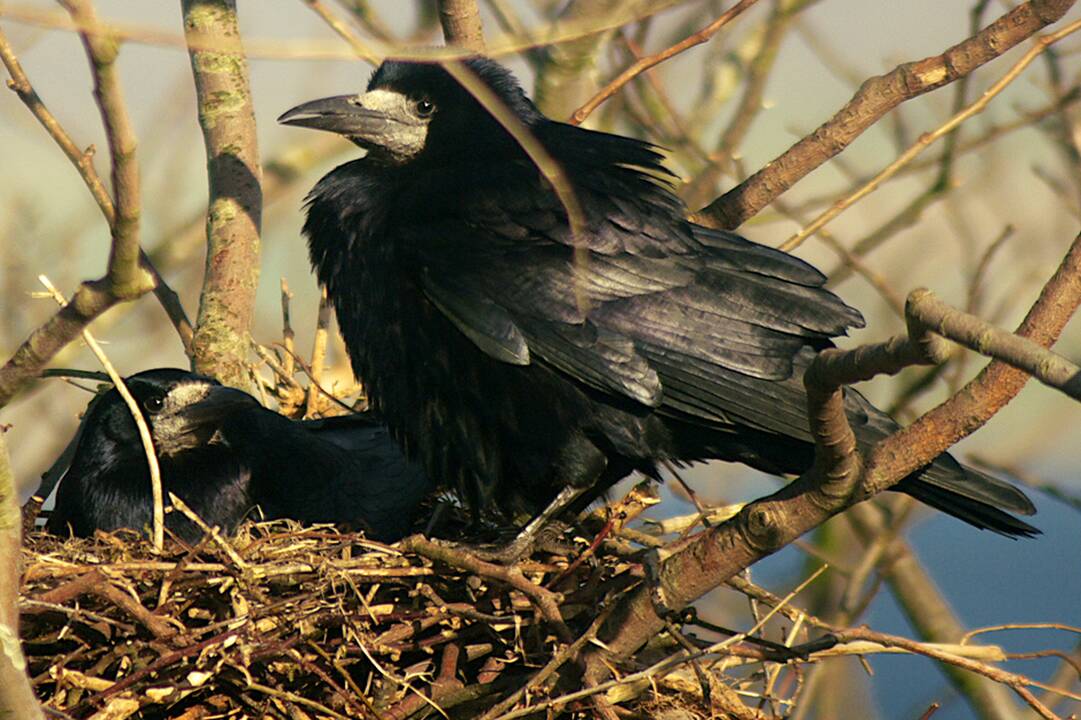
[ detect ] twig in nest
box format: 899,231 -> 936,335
306,287 -> 332,417
167,492 -> 248,571
401,535 -> 574,643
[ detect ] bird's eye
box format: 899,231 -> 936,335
415,97 -> 435,117
143,395 -> 165,414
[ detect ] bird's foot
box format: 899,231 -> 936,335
466,533 -> 537,564
423,519 -> 573,565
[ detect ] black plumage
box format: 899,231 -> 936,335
279,57 -> 1037,542
46,369 -> 432,543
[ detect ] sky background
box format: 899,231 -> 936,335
2,1 -> 1080,717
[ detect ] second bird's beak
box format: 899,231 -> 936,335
277,95 -> 390,139
179,386 -> 259,431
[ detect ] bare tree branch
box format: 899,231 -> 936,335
182,0 -> 262,389
832,627 -> 1061,719
39,275 -> 165,550
777,14 -> 1081,253
682,0 -> 794,208
531,0 -> 675,120
694,0 -> 1078,230
909,290 -> 1081,402
0,4 -> 158,408
571,0 -> 760,125
439,0 -> 486,52
58,0 -> 147,296
0,431 -> 42,719
0,23 -> 194,357
845,504 -> 1025,720
301,0 -> 379,63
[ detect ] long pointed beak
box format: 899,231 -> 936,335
179,386 -> 259,431
278,95 -> 390,137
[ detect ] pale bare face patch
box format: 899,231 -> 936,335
352,89 -> 430,164
150,380 -> 216,457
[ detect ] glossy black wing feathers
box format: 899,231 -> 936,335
413,119 -> 863,415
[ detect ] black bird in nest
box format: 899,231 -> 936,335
46,369 -> 432,543
279,57 -> 1037,558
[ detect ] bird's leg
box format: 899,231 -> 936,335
467,484 -> 587,564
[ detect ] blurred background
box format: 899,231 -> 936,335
2,1 -> 1080,716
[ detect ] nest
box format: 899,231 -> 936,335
20,500 -> 800,720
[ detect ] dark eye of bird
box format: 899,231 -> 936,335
415,97 -> 435,117
143,395 -> 165,414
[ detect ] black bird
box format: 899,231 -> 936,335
279,57 -> 1037,553
46,369 -> 433,543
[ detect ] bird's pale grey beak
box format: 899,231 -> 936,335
277,95 -> 390,138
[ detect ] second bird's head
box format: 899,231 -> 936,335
278,56 -> 539,167
88,369 -> 259,458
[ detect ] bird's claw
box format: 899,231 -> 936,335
463,534 -> 537,564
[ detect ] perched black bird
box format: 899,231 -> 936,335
279,57 -> 1037,551
46,369 -> 432,543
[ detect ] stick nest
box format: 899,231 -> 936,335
20,514 -> 745,720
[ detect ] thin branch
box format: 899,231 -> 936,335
683,0 -> 794,208
777,15 -> 1081,252
530,0 -> 633,120
571,0 -> 760,125
0,24 -> 194,357
695,0 -> 1078,229
280,278 -> 296,380
476,606 -> 612,720
502,565 -> 827,720
865,230 -> 1081,494
400,535 -> 574,644
305,287 -> 331,417
0,11 -> 161,408
845,503 -> 1024,718
301,0 -> 378,63
908,290 -> 1081,401
834,627 -> 1065,719
0,2 -> 732,61
58,0 -> 146,297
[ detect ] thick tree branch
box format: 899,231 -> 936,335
183,0 -> 262,389
694,0 -> 1077,230
438,0 -> 486,52
583,230 -> 1081,686
0,431 -> 42,719
908,290 -> 1081,401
